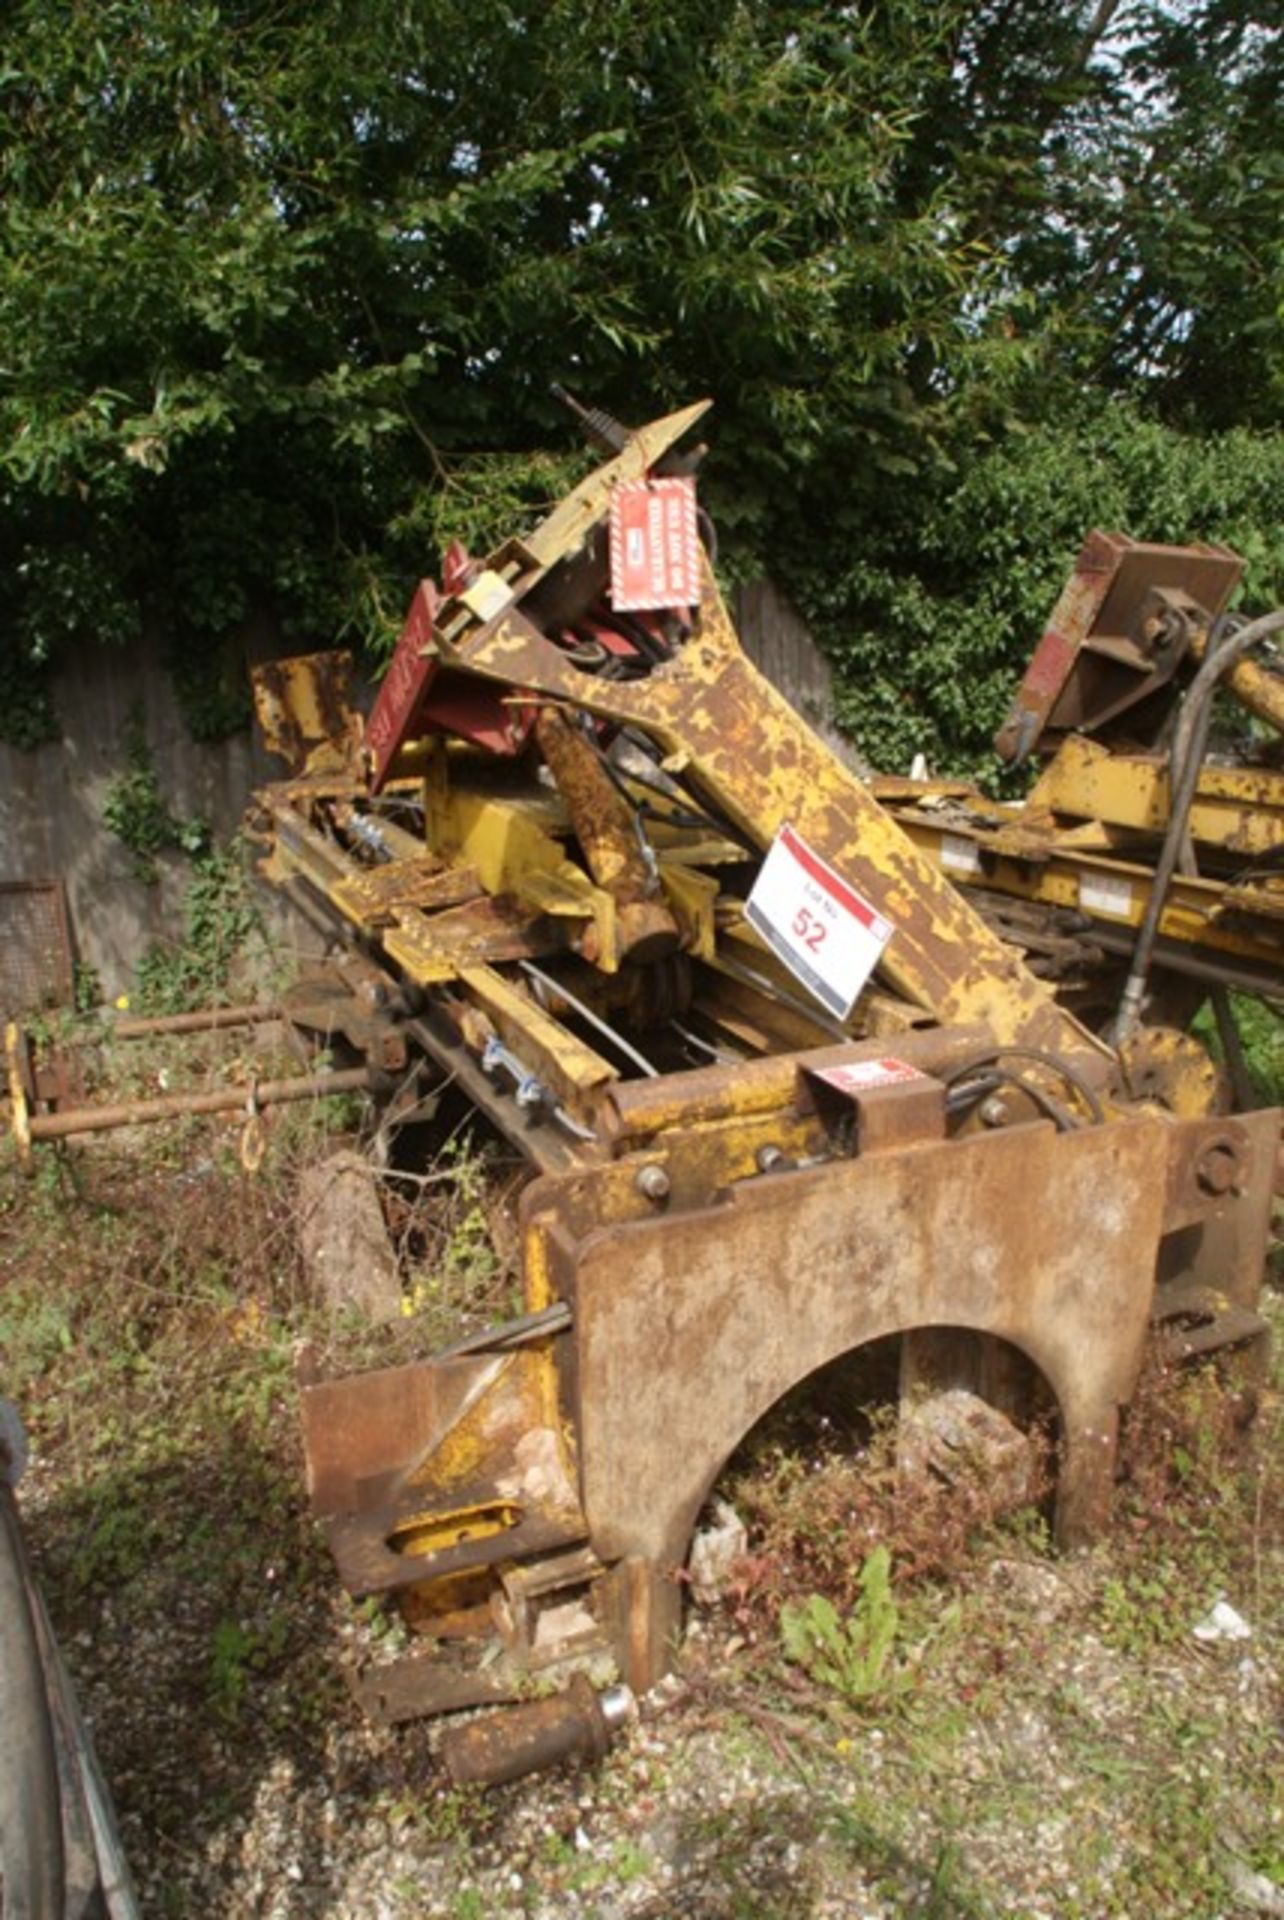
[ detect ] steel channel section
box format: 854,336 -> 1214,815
893,814 -> 1284,976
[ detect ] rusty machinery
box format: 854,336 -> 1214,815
203,398 -> 1277,1730
876,529 -> 1284,1107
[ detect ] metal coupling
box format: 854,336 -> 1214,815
439,1675 -> 636,1789
755,1145 -> 789,1174
481,1035 -> 548,1111
635,1163 -> 671,1202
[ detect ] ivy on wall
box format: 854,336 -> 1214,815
101,706 -> 209,883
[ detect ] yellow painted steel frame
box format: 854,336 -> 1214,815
889,805 -> 1284,981
441,566 -> 1107,1062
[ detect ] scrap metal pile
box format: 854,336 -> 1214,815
8,399 -> 1280,1764
241,400 -> 1282,1736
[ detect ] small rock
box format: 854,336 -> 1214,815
898,1389 -> 1033,1511
687,1500 -> 747,1605
1193,1600 -> 1252,1643
1224,1854 -> 1284,1915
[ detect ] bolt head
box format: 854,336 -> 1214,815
635,1163 -> 671,1201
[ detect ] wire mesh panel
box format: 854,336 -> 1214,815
0,880 -> 74,1015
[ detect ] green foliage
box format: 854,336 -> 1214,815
135,837 -> 265,1010
779,1546 -> 909,1705
72,962 -> 104,1014
102,705 -> 209,881
168,641 -> 253,743
403,1135 -> 510,1338
0,2 -> 1279,764
1194,994 -> 1284,1107
209,1612 -> 290,1720
793,407 -> 1284,777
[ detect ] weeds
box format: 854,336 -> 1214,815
2,1014 -> 1280,1919
779,1548 -> 909,1706
102,704 -> 208,884
135,836 -> 270,1012
392,1131 -> 520,1342
722,1371 -> 1053,1638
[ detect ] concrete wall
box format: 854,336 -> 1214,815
733,578 -> 862,771
0,584 -> 850,1002
0,631 -> 324,1000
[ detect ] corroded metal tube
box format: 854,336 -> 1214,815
534,705 -> 679,965
110,1003 -> 278,1039
26,1066 -> 376,1141
440,1676 -> 634,1788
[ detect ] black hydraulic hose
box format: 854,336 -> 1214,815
941,1045 -> 1105,1126
1112,608 -> 1284,1045
0,1481 -> 66,1920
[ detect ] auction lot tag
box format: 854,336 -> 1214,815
609,477 -> 700,612
746,823 -> 894,1020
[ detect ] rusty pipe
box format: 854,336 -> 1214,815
1188,625 -> 1284,734
25,1067 -> 377,1142
110,1003 -> 279,1039
440,1675 -> 634,1789
535,705 -> 679,965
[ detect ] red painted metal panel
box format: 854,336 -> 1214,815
366,582 -> 440,792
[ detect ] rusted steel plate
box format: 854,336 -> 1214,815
569,1115 -> 1170,1563
331,857 -> 481,925
994,532 -> 1241,761
252,651 -> 361,776
0,880 -> 73,1014
354,1654 -> 523,1725
302,1354 -> 507,1517
383,897 -> 568,983
366,583 -> 441,792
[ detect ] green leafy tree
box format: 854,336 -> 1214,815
0,2 -> 1279,768
0,5 -> 976,715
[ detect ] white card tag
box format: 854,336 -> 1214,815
746,824 -> 894,1021
941,832 -> 981,877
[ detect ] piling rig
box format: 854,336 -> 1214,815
64,401 -> 1283,1726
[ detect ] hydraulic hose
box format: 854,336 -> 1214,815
1112,608 -> 1284,1046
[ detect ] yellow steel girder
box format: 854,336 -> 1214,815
438,560 -> 1106,1061
1027,734 -> 1284,859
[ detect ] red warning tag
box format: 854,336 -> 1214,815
609,477 -> 700,613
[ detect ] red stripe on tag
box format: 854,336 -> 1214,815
778,824 -> 882,931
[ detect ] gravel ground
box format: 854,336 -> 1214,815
20,1448 -> 1283,1920
5,1114 -> 1282,1920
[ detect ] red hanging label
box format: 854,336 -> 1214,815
609,477 -> 700,613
